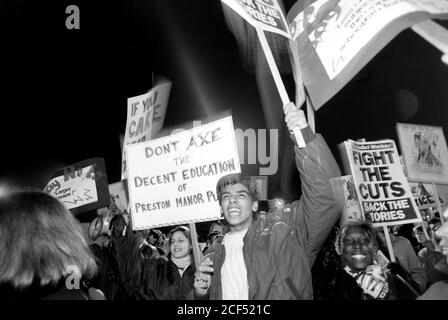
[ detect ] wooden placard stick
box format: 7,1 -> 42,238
189,222 -> 204,271
255,26 -> 306,148
383,225 -> 396,263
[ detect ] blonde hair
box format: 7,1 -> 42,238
0,189 -> 97,288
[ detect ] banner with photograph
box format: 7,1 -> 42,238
44,158 -> 110,216
397,123 -> 448,184
287,0 -> 448,110
343,139 -> 422,226
331,175 -> 363,226
408,181 -> 443,210
125,116 -> 241,230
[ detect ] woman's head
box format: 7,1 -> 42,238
335,221 -> 378,272
0,189 -> 97,288
167,226 -> 192,259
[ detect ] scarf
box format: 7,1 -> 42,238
171,255 -> 191,277
344,261 -> 390,299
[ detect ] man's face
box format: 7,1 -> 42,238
221,183 -> 257,231
340,226 -> 376,272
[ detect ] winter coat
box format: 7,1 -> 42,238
136,258 -> 196,300
202,130 -> 342,300
318,266 -> 418,300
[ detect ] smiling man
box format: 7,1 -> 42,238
193,102 -> 342,300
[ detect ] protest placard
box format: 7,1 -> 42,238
249,175 -> 268,200
125,116 -> 241,230
221,0 -> 306,147
287,0 -> 448,110
330,175 -> 363,226
397,123 -> 448,184
109,180 -> 129,212
122,81 -> 172,177
221,0 -> 291,39
342,139 -> 422,227
408,181 -> 442,210
44,158 -> 110,216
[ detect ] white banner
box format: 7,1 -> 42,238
125,116 -> 241,230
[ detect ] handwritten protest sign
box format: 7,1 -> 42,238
44,158 -> 110,216
125,116 -> 241,230
122,82 -> 171,177
287,0 -> 448,110
397,123 -> 448,184
331,175 -> 363,226
342,139 -> 422,227
221,0 -> 291,38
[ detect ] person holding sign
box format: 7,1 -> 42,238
323,221 -> 417,300
194,102 -> 342,300
419,208 -> 448,299
109,221 -> 196,300
375,227 -> 428,294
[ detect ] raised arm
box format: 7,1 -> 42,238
284,102 -> 343,267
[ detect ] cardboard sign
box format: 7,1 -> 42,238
408,181 -> 442,210
44,158 -> 110,216
287,0 -> 448,110
397,123 -> 448,184
330,175 -> 363,226
221,0 -> 291,39
108,180 -> 129,212
249,175 -> 268,200
125,116 -> 241,230
122,82 -> 172,177
343,139 -> 422,227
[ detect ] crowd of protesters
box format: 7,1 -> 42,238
1,102 -> 448,300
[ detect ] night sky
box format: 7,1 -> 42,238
1,0 -> 448,203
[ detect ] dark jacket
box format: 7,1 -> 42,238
0,278 -> 90,301
317,267 -> 418,300
136,258 -> 195,300
203,130 -> 342,300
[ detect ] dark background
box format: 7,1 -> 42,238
1,1 -> 448,224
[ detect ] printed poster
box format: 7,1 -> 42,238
397,123 -> 448,184
287,0 -> 448,109
343,139 -> 422,227
331,175 -> 363,226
